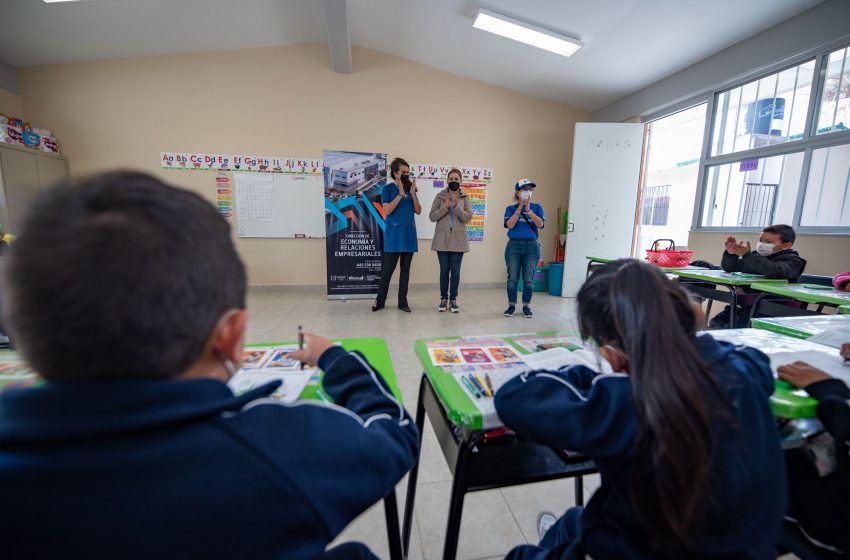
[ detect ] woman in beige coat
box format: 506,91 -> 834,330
429,168 -> 471,312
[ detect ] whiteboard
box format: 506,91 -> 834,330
413,179 -> 443,240
562,123 -> 645,297
234,172 -> 325,238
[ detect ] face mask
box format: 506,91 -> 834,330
400,174 -> 410,184
520,190 -> 532,202
448,181 -> 460,191
755,242 -> 774,256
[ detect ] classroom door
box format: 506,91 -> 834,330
561,123 -> 645,297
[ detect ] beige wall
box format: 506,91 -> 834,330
688,232 -> 850,276
0,88 -> 23,118
18,43 -> 590,286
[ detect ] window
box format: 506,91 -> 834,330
641,185 -> 671,226
696,43 -> 850,233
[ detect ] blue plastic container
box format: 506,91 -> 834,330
548,263 -> 564,296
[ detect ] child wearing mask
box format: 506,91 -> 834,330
709,224 -> 807,328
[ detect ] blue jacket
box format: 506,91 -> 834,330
496,335 -> 786,560
0,346 -> 419,559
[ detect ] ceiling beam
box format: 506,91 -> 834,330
322,0 -> 352,73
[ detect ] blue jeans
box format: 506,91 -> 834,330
505,238 -> 540,305
437,251 -> 464,300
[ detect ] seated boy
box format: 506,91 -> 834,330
708,224 -> 806,328
0,172 -> 419,559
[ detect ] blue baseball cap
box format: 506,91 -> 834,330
515,179 -> 536,190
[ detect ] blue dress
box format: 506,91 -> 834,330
381,182 -> 418,253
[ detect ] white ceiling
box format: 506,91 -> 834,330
0,0 -> 826,112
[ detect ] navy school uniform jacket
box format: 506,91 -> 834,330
495,335 -> 787,560
0,346 -> 419,559
720,248 -> 806,282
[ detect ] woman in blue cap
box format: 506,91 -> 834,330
503,179 -> 544,318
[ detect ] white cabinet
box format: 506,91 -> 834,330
0,145 -> 68,234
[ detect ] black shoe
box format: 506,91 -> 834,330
450,300 -> 459,313
372,300 -> 384,312
438,299 -> 448,312
504,304 -> 516,317
399,305 -> 412,312
522,305 -> 533,318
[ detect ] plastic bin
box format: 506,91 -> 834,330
547,263 -> 564,296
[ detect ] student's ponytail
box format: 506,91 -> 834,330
577,260 -> 729,554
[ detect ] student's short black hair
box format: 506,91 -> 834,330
1,171 -> 246,382
763,224 -> 796,245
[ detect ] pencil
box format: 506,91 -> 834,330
298,325 -> 304,370
484,373 -> 495,396
471,373 -> 491,398
461,376 -> 482,398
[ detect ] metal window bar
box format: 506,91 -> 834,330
739,183 -> 778,227
640,185 -> 671,226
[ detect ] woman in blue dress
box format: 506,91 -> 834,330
373,157 -> 420,312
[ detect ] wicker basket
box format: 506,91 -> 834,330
646,239 -> 693,268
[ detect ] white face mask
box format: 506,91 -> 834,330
520,191 -> 532,202
755,242 -> 774,256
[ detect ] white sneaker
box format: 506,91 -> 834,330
536,511 -> 557,540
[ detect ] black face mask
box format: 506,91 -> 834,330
400,174 -> 411,185
448,181 -> 460,191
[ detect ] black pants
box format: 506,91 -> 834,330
437,251 -> 464,300
375,252 -> 413,307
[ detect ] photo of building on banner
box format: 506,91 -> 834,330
323,150 -> 388,299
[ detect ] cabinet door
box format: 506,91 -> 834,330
0,148 -> 39,233
36,154 -> 69,191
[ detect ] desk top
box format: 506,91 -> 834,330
674,269 -> 789,286
414,330 -> 580,432
750,282 -> 850,306
841,306 -> 850,315
708,328 -> 846,419
0,338 -> 401,404
585,256 -> 707,273
751,315 -> 850,340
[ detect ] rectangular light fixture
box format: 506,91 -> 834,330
473,8 -> 583,58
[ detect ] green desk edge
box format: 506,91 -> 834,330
841,305 -> 850,315
750,282 -> 850,306
751,315 -> 850,340
248,338 -> 402,404
414,330 -> 576,432
0,338 -> 402,404
673,270 -> 789,286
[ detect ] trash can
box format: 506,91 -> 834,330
548,262 -> 564,296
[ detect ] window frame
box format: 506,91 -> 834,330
689,42 -> 850,236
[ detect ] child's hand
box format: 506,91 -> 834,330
841,343 -> 850,361
725,236 -> 737,253
288,333 -> 335,367
728,240 -> 751,256
777,361 -> 831,388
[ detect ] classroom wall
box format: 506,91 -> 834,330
17,43 -> 589,287
687,232 -> 850,277
0,88 -> 23,118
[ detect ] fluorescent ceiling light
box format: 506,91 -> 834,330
473,8 -> 583,57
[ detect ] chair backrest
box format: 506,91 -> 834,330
796,274 -> 832,286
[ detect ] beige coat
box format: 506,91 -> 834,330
429,188 -> 471,253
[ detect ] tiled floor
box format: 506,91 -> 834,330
245,285 -> 598,560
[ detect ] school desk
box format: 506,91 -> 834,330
0,339 -> 406,560
841,305 -> 850,315
751,314 -> 850,340
674,270 -> 789,328
401,330 -> 597,560
748,282 -> 850,319
706,328 -> 847,420
585,255 -> 706,278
